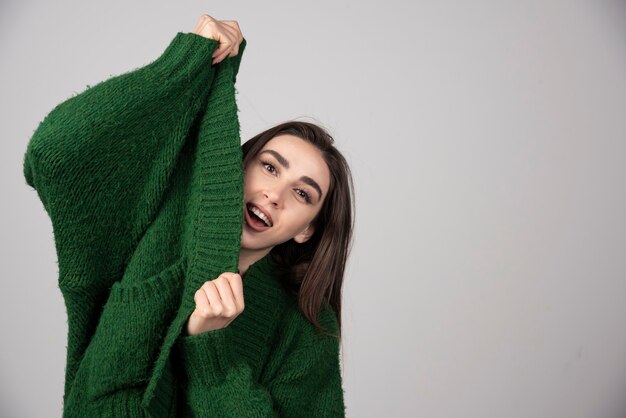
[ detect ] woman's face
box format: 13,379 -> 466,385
241,134 -> 331,254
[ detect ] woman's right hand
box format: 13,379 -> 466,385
192,14 -> 244,65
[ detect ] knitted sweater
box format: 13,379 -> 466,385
23,32 -> 345,417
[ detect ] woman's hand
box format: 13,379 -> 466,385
185,272 -> 245,336
192,14 -> 244,65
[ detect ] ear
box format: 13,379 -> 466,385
293,224 -> 315,244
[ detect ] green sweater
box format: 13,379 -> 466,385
23,32 -> 345,417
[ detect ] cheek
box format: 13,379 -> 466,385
289,206 -> 320,227
243,170 -> 259,194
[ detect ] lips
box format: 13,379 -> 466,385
244,202 -> 273,231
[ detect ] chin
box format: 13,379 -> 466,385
240,235 -> 271,252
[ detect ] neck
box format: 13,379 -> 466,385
238,247 -> 272,277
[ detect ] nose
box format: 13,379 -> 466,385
263,183 -> 286,208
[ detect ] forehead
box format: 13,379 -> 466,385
261,134 -> 331,193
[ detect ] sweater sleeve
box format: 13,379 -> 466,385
173,306 -> 347,417
22,32 -> 245,280
23,32 -> 247,417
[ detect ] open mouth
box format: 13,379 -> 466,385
245,203 -> 273,229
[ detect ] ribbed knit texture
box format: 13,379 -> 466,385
23,32 -> 345,417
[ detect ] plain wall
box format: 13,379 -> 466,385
2,0 -> 626,417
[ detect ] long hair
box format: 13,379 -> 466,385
242,121 -> 354,339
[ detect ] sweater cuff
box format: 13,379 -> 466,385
175,326 -> 236,386
146,32 -> 247,83
230,38 -> 247,83
145,32 -> 219,84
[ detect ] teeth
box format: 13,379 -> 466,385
250,206 -> 272,227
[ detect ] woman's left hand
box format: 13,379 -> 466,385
184,272 -> 245,336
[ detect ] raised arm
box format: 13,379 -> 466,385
22,15 -> 249,417
22,16 -> 245,282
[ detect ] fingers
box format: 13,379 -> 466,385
221,20 -> 243,57
211,25 -> 241,63
210,275 -> 238,317
223,272 -> 245,311
192,14 -> 212,34
194,273 -> 244,318
195,281 -> 222,315
192,14 -> 243,64
187,272 -> 244,335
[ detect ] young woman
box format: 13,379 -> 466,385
23,14 -> 353,417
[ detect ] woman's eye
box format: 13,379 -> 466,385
262,161 -> 276,173
296,189 -> 312,204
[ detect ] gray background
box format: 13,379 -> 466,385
2,0 -> 626,417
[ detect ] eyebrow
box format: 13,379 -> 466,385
259,149 -> 324,201
261,149 -> 290,169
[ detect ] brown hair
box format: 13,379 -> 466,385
242,121 -> 354,339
